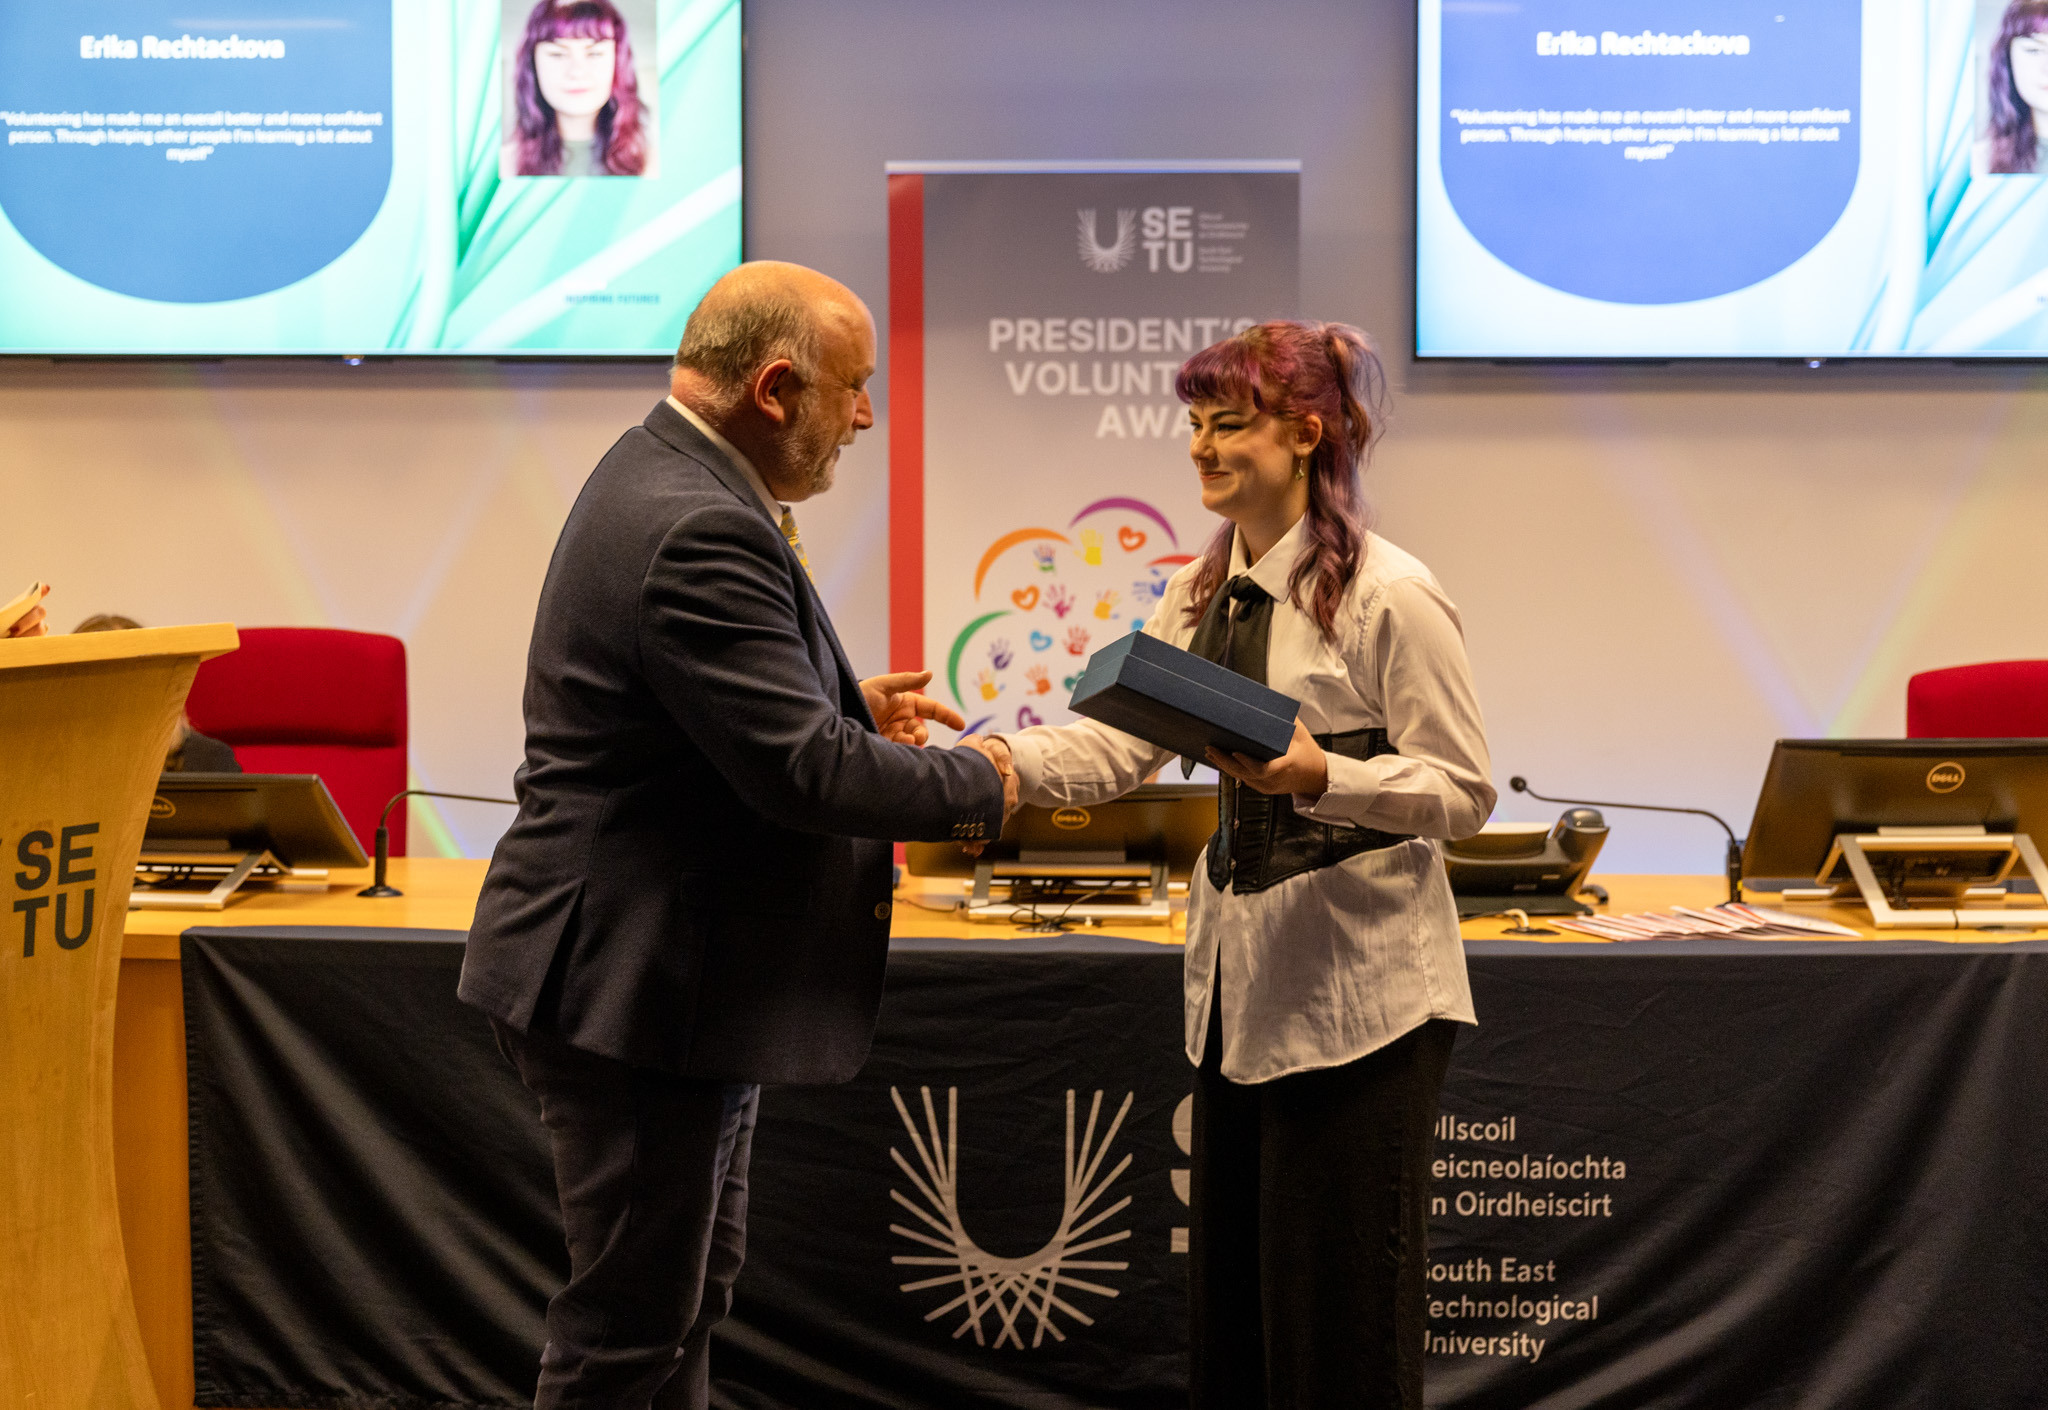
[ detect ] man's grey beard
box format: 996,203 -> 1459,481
772,400 -> 844,496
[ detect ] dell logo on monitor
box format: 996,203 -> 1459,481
1926,763 -> 1966,793
1051,807 -> 1092,830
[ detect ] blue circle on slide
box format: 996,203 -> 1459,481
0,2 -> 392,303
1439,0 -> 1860,305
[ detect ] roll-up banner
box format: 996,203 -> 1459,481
886,161 -> 1300,735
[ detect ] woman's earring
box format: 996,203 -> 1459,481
1293,457 -> 1307,480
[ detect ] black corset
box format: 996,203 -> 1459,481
1210,726 -> 1414,895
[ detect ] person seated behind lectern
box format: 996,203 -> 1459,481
73,613 -> 243,773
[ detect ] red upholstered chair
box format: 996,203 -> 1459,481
1906,661 -> 2048,739
184,627 -> 409,854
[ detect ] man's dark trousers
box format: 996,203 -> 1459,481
496,1019 -> 758,1410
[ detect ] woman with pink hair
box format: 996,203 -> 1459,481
507,0 -> 648,177
980,321 -> 1494,1408
1985,0 -> 2048,173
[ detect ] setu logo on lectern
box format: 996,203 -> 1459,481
1927,762 -> 1965,793
888,1084 -> 1134,1348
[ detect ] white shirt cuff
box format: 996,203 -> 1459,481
991,731 -> 1047,801
1294,752 -> 1377,826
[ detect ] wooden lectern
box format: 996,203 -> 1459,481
0,624 -> 237,1410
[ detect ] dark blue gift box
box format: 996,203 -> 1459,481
1067,631 -> 1299,762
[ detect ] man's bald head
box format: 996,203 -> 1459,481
670,261 -> 878,503
671,261 -> 866,400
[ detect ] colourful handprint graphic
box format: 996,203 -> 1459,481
942,496 -> 1186,729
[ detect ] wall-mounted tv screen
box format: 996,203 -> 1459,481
0,0 -> 740,357
1417,0 -> 2048,360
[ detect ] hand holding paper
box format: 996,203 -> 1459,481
0,582 -> 49,639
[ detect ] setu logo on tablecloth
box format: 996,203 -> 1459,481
1076,208 -> 1138,273
888,1084 -> 1134,1348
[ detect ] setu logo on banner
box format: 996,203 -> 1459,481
1077,208 -> 1138,273
886,160 -> 1300,732
888,1084 -> 1135,1348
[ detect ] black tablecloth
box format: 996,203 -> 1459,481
181,928 -> 2048,1409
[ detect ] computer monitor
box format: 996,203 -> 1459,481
137,772 -> 367,909
1741,739 -> 2048,927
904,781 -> 1216,880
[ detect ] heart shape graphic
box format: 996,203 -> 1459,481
1029,631 -> 1053,651
1117,526 -> 1147,552
1011,586 -> 1040,610
1016,707 -> 1043,728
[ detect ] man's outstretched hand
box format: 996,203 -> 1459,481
860,670 -> 965,747
956,734 -> 1018,854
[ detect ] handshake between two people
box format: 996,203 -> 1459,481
859,670 -> 1018,852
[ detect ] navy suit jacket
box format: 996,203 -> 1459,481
459,401 -> 1004,1082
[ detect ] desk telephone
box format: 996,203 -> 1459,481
1442,808 -> 1609,918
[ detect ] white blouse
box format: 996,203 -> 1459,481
1000,516 -> 1495,1083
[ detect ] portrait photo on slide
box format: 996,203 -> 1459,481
500,0 -> 658,179
1977,0 -> 2048,175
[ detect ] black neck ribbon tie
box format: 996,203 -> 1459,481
1181,575 -> 1274,889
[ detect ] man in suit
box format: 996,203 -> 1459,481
459,261 -> 1015,1409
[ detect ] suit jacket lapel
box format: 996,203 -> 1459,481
807,595 -> 872,727
643,400 -> 875,729
645,399 -> 773,527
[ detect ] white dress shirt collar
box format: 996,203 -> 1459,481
1230,512 -> 1312,601
666,394 -> 783,522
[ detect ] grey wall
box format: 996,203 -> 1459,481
6,0 -> 2045,869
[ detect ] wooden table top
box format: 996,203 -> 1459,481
121,859 -> 2045,959
121,858 -> 492,958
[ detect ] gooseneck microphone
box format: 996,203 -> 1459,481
1510,776 -> 1744,903
358,789 -> 517,898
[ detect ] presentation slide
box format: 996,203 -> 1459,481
0,0 -> 740,356
1417,0 -> 2048,358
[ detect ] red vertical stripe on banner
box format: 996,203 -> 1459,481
887,173 -> 925,674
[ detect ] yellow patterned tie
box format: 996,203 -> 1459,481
779,506 -> 816,586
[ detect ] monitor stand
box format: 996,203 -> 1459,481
1808,827 -> 2048,929
129,849 -> 329,911
964,856 -> 1173,925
